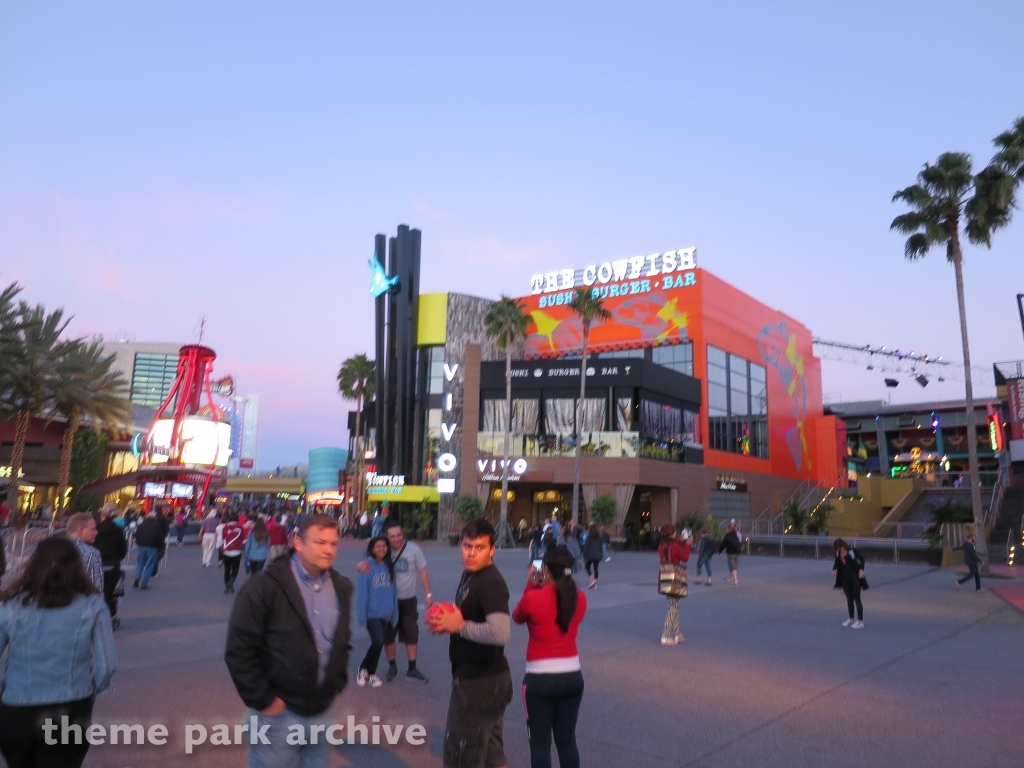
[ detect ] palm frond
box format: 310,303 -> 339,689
484,296 -> 529,352
992,115 -> 1024,178
337,353 -> 376,402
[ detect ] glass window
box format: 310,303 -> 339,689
130,353 -> 178,407
544,399 -> 576,434
425,346 -> 445,394
599,349 -> 645,359
652,342 -> 693,376
706,345 -> 768,459
422,408 -> 442,483
641,400 -> 683,443
616,397 -> 634,431
483,399 -> 540,433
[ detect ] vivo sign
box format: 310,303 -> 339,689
437,363 -> 460,494
530,248 -> 697,295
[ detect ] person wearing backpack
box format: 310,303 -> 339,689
831,538 -> 867,629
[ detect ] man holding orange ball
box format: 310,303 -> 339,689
427,518 -> 512,768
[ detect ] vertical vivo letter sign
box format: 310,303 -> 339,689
437,363 -> 459,494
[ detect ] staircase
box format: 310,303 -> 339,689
989,487 -> 1024,559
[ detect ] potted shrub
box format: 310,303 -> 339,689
782,501 -> 809,535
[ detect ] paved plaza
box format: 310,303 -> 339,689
37,539 -> 1023,768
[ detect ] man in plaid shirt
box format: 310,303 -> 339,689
67,512 -> 104,591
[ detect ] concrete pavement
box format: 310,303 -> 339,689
20,538 -> 1020,768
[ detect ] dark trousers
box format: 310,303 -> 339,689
102,566 -> 121,617
958,562 -> 982,590
249,559 -> 265,574
523,671 -> 584,768
223,554 -> 241,587
0,696 -> 94,768
585,559 -> 600,580
842,580 -> 863,620
360,618 -> 388,674
176,525 -> 186,543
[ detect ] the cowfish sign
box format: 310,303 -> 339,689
517,253 -> 700,359
529,248 -> 697,295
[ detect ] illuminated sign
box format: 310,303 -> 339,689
148,418 -> 232,467
369,253 -> 399,298
367,473 -> 406,487
477,458 -> 528,482
716,477 -> 748,492
437,362 -> 460,494
530,248 -> 697,295
0,466 -> 26,479
987,405 -> 1004,452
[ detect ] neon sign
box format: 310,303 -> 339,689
530,248 -> 697,295
437,363 -> 460,494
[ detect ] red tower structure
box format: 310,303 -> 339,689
139,344 -> 232,509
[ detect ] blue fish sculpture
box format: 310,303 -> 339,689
368,254 -> 399,297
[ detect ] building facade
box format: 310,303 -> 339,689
366,238 -> 844,536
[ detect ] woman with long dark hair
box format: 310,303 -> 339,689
582,523 -> 603,590
831,538 -> 866,629
355,536 -> 398,689
512,545 -> 587,768
0,537 -> 117,768
243,518 -> 271,574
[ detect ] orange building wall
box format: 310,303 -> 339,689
515,266 -> 842,487
692,269 -> 833,486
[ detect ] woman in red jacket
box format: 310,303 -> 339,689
512,545 -> 587,768
658,524 -> 691,645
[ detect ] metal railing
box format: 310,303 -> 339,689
984,459 -> 1010,528
745,532 -> 929,563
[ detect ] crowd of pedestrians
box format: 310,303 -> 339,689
0,493 -> 994,768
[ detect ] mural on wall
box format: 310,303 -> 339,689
756,322 -> 809,471
519,281 -> 697,357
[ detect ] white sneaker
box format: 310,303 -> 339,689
842,619 -> 854,627
604,557 -> 611,562
368,674 -> 383,688
674,634 -> 684,644
661,635 -> 678,645
357,669 -> 368,687
851,621 -> 864,630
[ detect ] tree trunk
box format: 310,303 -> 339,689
500,342 -> 511,524
572,327 -> 589,524
951,247 -> 988,562
6,410 -> 30,514
55,414 -> 79,514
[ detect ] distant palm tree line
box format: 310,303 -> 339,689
0,279 -> 132,518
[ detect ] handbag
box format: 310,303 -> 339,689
657,543 -> 688,598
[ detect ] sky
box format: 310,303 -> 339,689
2,1 -> 1023,469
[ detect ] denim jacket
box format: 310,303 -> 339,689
0,593 -> 117,705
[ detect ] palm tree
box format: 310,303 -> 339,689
338,354 -> 376,520
891,151 -> 1013,563
566,288 -> 610,523
484,296 -> 529,547
3,303 -> 70,513
50,340 -> 132,513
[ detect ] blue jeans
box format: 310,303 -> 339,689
247,708 -> 332,768
601,543 -> 609,560
360,618 -> 387,674
696,552 -> 712,578
135,546 -> 158,587
523,671 -> 584,768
